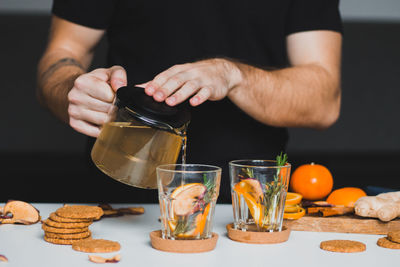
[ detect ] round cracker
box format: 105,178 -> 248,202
56,205 -> 103,220
50,212 -> 91,223
44,235 -> 91,245
377,237 -> 400,249
72,239 -> 121,253
320,240 -> 366,253
45,230 -> 91,240
42,223 -> 89,234
44,218 -> 92,229
387,231 -> 400,244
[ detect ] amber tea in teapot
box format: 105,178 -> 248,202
91,86 -> 190,189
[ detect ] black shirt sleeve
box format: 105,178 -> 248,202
52,0 -> 116,29
285,0 -> 343,35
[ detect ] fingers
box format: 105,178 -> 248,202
154,73 -> 189,102
145,64 -> 188,96
69,117 -> 101,138
165,80 -> 200,106
136,81 -> 150,88
74,74 -> 114,103
144,60 -> 231,107
190,87 -> 212,106
68,103 -> 109,126
68,89 -> 113,113
67,65 -> 127,137
108,66 -> 127,91
88,68 -> 109,81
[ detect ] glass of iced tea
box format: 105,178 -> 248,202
157,164 -> 221,240
229,158 -> 291,232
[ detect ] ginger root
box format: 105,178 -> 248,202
355,191 -> 400,222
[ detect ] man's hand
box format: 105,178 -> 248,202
143,31 -> 341,130
67,66 -> 127,137
142,58 -> 241,106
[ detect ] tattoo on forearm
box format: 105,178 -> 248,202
40,57 -> 84,82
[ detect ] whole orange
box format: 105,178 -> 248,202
326,187 -> 367,207
290,163 -> 333,200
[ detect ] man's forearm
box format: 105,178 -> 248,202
228,62 -> 341,129
37,52 -> 86,123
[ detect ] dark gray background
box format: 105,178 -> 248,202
0,1 -> 399,202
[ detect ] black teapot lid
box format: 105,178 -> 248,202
115,86 -> 191,132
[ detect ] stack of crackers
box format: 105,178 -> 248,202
42,205 -> 103,245
377,231 -> 400,249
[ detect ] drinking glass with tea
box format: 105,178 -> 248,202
156,164 -> 221,240
229,154 -> 291,232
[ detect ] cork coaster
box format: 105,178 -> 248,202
50,212 -> 91,223
320,240 -> 366,253
387,231 -> 400,244
150,230 -> 218,253
56,205 -> 104,220
44,235 -> 91,245
44,218 -> 92,229
226,223 -> 291,244
377,237 -> 400,249
45,230 -> 91,240
72,239 -> 121,253
42,223 -> 89,234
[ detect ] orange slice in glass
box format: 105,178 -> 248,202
194,203 -> 211,235
234,179 -> 265,226
242,192 -> 263,226
168,183 -> 207,233
178,203 -> 212,238
234,179 -> 264,202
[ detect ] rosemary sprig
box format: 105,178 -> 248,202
275,152 -> 287,181
173,211 -> 200,235
243,167 -> 254,179
203,174 -> 215,204
261,152 -> 288,228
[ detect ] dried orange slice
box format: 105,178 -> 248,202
173,184 -> 206,216
283,208 -> 305,220
168,183 -> 206,232
285,192 -> 303,205
170,183 -> 204,199
284,204 -> 301,213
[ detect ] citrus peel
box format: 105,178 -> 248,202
283,208 -> 305,220
284,204 -> 302,213
285,192 -> 303,205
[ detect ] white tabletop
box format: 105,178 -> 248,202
0,203 -> 398,267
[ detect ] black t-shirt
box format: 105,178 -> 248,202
52,0 -> 342,203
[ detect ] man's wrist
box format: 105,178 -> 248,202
220,58 -> 243,92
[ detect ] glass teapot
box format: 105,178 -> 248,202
91,86 -> 190,189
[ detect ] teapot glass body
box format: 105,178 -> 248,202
91,86 -> 189,189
